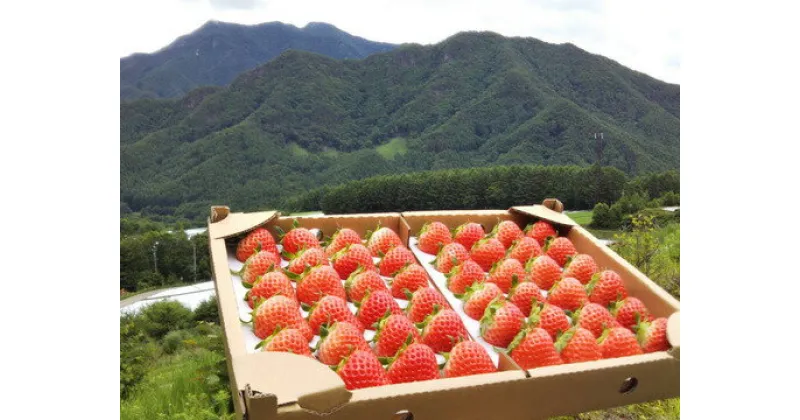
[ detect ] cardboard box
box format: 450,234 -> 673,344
208,203 -> 680,420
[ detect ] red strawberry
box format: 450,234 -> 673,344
286,247 -> 328,275
366,227 -> 403,257
572,303 -> 621,338
325,228 -> 362,258
507,236 -> 542,263
611,297 -> 652,330
390,263 -> 430,299
344,267 -> 389,303
545,237 -> 577,267
587,270 -> 628,307
529,302 -> 570,340
507,281 -> 545,316
446,259 -> 485,294
237,250 -> 281,286
554,327 -> 602,364
378,245 -> 416,277
525,255 -> 562,290
332,244 -> 376,280
334,350 -> 390,390
406,287 -> 448,323
280,224 -> 321,254
356,289 -> 402,330
547,277 -> 588,311
307,295 -> 362,335
317,321 -> 371,365
417,221 -> 453,255
292,265 -> 347,306
486,258 -> 526,293
256,328 -> 312,357
634,317 -> 669,353
479,299 -> 526,347
420,308 -> 469,353
453,222 -> 485,251
470,238 -> 505,271
442,341 -> 497,378
490,220 -> 524,249
373,313 -> 422,357
384,342 -> 440,384
562,254 -> 598,285
526,220 -> 557,246
433,242 -> 471,273
458,282 -> 504,321
598,327 -> 643,359
507,327 -> 563,369
236,227 -> 278,262
245,271 -> 296,309
251,295 -> 313,341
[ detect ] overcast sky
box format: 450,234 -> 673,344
119,0 -> 680,84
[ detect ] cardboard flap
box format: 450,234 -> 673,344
667,311 -> 680,360
509,205 -> 577,227
208,208 -> 279,239
297,386 -> 353,415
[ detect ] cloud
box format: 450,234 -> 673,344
208,0 -> 260,10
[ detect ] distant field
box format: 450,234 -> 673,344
566,210 -> 593,226
375,137 -> 408,159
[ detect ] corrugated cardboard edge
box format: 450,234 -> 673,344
509,204 -> 577,227
208,206 -> 279,239
667,312 -> 680,360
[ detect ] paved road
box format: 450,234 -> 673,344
120,281 -> 216,314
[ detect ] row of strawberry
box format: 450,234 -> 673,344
412,219 -> 670,370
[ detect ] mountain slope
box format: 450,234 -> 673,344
121,31 -> 679,220
120,21 -> 396,100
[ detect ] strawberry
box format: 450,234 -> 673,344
285,247 -> 328,275
279,223 -> 321,254
611,297 -> 652,330
245,271 -> 296,309
525,255 -> 562,290
356,289 -> 402,330
525,220 -> 558,247
331,243 -> 376,280
317,321 -> 371,365
236,250 -> 281,286
507,327 -> 563,369
325,228 -> 362,258
419,308 -> 469,353
572,303 -> 621,338
292,265 -> 347,306
417,221 -> 453,255
586,270 -> 628,307
470,238 -> 506,271
490,220 -> 524,249
547,277 -> 588,311
479,299 -> 526,347
378,245 -> 416,277
236,227 -> 278,262
384,342 -> 440,384
507,281 -> 545,316
634,317 -> 669,353
390,263 -> 430,299
486,258 -> 526,293
453,222 -> 485,251
344,267 -> 389,303
458,282 -> 504,321
255,328 -> 312,357
334,350 -> 390,390
406,287 -> 448,323
544,237 -> 577,267
306,295 -> 362,335
251,295 -> 313,341
442,341 -> 497,378
529,302 -> 570,340
562,254 -> 598,285
446,259 -> 485,295
366,227 -> 403,257
554,327 -> 602,364
598,327 -> 643,359
507,236 -> 542,264
433,242 -> 471,273
373,313 -> 422,357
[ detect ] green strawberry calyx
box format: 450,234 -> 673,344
553,327 -> 577,353
506,327 -> 529,354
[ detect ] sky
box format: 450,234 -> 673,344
118,0 -> 681,84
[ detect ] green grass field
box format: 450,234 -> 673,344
566,210 -> 593,226
375,137 -> 408,159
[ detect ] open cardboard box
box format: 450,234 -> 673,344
207,202 -> 680,420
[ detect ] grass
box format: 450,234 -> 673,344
375,137 -> 408,159
566,210 -> 593,226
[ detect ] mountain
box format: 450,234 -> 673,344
120,20 -> 397,100
121,31 -> 679,221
